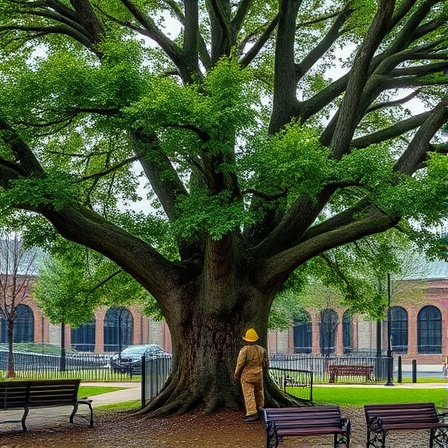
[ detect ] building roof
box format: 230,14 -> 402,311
407,258 -> 448,280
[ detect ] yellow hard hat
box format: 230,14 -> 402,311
243,328 -> 259,342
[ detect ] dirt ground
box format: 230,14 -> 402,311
0,405 -> 433,448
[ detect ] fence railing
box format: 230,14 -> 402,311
0,350 -> 136,381
268,367 -> 313,404
270,353 -> 391,383
0,350 -> 395,388
141,355 -> 172,406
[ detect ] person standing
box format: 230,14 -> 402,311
233,328 -> 269,422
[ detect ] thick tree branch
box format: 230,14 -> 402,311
252,0 -> 394,260
130,130 -> 188,222
0,24 -> 97,50
69,0 -> 105,42
42,204 -> 183,303
2,0 -> 105,53
239,14 -> 279,68
395,97 -> 448,175
79,153 -> 145,182
330,0 -> 395,158
295,3 -> 354,83
317,1 -> 443,143
117,0 -> 185,76
231,0 -> 253,33
390,60 -> 448,78
0,120 -> 45,178
268,0 -> 302,133
352,111 -> 431,149
365,90 -> 421,115
256,213 -> 400,291
182,0 -> 200,79
207,0 -> 233,63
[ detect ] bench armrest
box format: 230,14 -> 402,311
340,417 -> 351,433
367,416 -> 382,431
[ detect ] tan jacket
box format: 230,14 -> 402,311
234,344 -> 269,382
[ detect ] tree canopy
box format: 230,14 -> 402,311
0,0 -> 447,415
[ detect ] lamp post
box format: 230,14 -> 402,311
59,321 -> 66,372
385,273 -> 394,386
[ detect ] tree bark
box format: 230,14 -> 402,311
138,277 -> 295,416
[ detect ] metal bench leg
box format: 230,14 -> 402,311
381,430 -> 387,448
265,421 -> 278,448
84,401 -> 94,427
335,432 -> 349,447
431,427 -> 448,448
70,402 -> 79,424
21,406 -> 29,431
70,400 -> 94,427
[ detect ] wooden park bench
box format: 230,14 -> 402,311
327,364 -> 373,383
0,378 -> 93,431
364,402 -> 448,448
263,405 -> 350,447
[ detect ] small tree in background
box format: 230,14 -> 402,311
34,239 -> 160,356
0,231 -> 37,377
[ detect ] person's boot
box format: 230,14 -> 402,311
242,414 -> 259,422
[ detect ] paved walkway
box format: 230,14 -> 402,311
82,382 -> 141,406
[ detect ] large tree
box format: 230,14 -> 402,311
0,0 -> 447,415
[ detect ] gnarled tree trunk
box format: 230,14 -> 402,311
139,282 -> 295,416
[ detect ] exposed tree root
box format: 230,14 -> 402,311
137,369 -> 302,419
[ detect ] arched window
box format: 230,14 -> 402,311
417,306 -> 441,354
319,309 -> 338,356
1,305 -> 35,343
71,319 -> 96,352
390,306 -> 408,354
104,307 -> 133,352
342,310 -> 352,354
293,311 -> 312,354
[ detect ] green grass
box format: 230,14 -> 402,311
79,386 -> 124,397
400,377 -> 447,383
96,400 -> 141,411
289,386 -> 448,408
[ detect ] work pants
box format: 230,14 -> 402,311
241,378 -> 264,416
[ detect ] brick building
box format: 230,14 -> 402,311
1,261 -> 447,366
268,260 -> 448,367
0,278 -> 172,354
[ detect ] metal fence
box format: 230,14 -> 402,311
269,367 -> 313,404
0,349 -> 393,388
0,350 -> 136,381
270,353 -> 390,383
141,355 -> 172,406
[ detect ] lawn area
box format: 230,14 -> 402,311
96,400 -> 141,411
79,385 -> 124,397
289,385 -> 448,408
